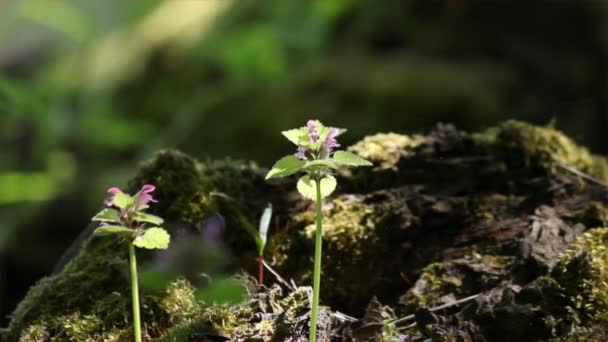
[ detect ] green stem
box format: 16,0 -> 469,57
309,177 -> 323,342
129,243 -> 142,342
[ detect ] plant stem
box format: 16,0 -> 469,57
258,255 -> 264,285
309,178 -> 323,342
129,243 -> 142,342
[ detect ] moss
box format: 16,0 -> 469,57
19,323 -> 49,342
127,149 -> 213,224
475,120 -> 608,180
271,191 -> 408,312
349,133 -> 425,170
199,304 -> 254,338
576,202 -> 608,228
158,279 -> 200,325
402,255 -> 515,310
551,227 -> 608,322
406,263 -> 446,307
159,286 -> 313,342
6,150 -> 258,340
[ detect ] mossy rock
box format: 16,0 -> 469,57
6,121 -> 608,341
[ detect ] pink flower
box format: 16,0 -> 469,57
295,146 -> 309,160
135,184 -> 157,210
105,187 -> 123,207
320,127 -> 341,157
307,120 -> 319,142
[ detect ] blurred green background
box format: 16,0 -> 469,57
2,0 -> 608,324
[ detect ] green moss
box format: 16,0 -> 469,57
159,279 -> 201,325
407,263 -> 446,307
402,255 -> 515,310
200,304 -> 254,338
273,192 -> 402,311
349,133 -> 425,170
19,323 -> 49,342
127,149 -> 213,223
551,227 -> 608,322
576,202 -> 608,228
475,120 -> 608,180
6,150 -> 260,340
159,286 -> 313,342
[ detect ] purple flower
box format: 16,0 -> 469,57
105,187 -> 123,207
295,146 -> 309,160
321,127 -> 341,157
307,120 -> 319,142
135,184 -> 157,210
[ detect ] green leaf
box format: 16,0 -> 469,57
258,203 -> 272,254
333,151 -> 372,167
265,155 -> 304,179
94,225 -> 134,237
133,227 -> 171,249
281,128 -> 309,146
112,191 -> 134,209
314,122 -> 331,150
297,175 -> 337,201
92,208 -> 121,223
303,159 -> 339,170
197,277 -> 246,305
133,212 -> 164,225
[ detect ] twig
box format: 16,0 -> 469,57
553,159 -> 608,188
332,310 -> 358,323
263,260 -> 295,291
389,293 -> 480,326
397,322 -> 417,331
262,261 -> 357,322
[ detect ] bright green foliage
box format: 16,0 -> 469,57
265,156 -> 305,179
282,128 -> 311,147
92,208 -> 121,222
133,227 -> 170,249
257,204 -> 272,255
132,212 -> 164,225
297,175 -> 337,201
333,150 -> 373,166
94,226 -> 134,237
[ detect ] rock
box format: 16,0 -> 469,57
5,121 -> 608,341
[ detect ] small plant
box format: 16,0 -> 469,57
265,119 -> 371,342
91,184 -> 170,342
253,204 -> 272,285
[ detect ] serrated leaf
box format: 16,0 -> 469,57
112,192 -> 134,209
92,208 -> 121,223
258,204 -> 272,254
265,155 -> 305,179
94,225 -> 134,237
333,150 -> 372,166
133,227 -> 170,249
303,159 -> 339,170
133,212 -> 164,225
281,128 -> 310,146
297,175 -> 337,201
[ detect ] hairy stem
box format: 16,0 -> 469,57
129,243 -> 142,342
309,177 -> 323,342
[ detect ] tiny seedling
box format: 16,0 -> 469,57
266,119 -> 371,342
91,184 -> 170,342
255,204 -> 272,285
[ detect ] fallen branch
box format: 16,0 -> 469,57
553,158 -> 608,188
263,260 -> 295,291
389,293 -> 480,327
